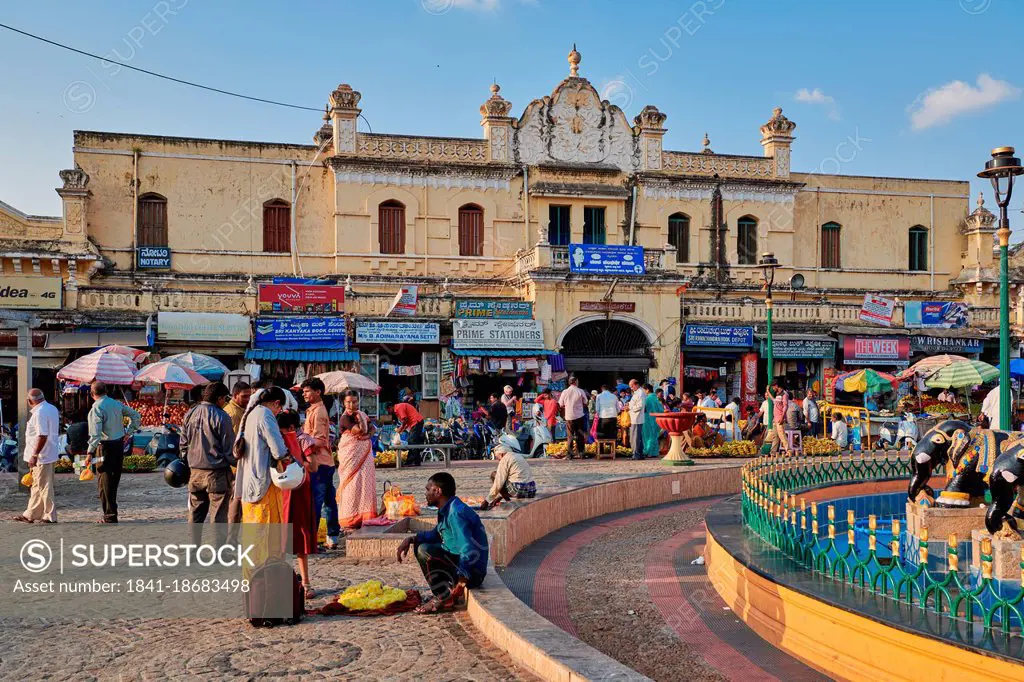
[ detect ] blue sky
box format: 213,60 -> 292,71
2,0 -> 1022,226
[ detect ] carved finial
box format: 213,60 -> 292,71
330,83 -> 362,111
491,81 -> 499,95
977,191 -> 985,209
964,190 -> 996,233
702,132 -> 714,154
243,275 -> 257,297
480,81 -> 512,119
568,44 -> 581,77
760,106 -> 796,139
344,274 -> 354,295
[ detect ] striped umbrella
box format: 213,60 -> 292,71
57,353 -> 137,385
896,354 -> 969,381
134,361 -> 210,390
834,369 -> 898,394
163,352 -> 229,380
93,344 -> 149,362
924,360 -> 999,389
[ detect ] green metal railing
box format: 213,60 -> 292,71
741,454 -> 1024,633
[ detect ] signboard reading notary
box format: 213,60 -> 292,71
452,319 -> 545,349
568,244 -> 646,276
579,301 -> 636,313
454,300 -> 533,319
683,325 -> 754,348
258,284 -> 345,314
0,276 -> 62,310
137,246 -> 171,269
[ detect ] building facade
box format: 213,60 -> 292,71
1,47 -> 1017,413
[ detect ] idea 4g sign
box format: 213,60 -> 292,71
0,276 -> 62,310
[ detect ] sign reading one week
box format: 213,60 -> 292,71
258,284 -> 345,314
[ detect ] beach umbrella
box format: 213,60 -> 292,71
92,344 -> 149,362
834,369 -> 898,394
312,370 -> 380,394
57,353 -> 137,385
134,361 -> 209,390
163,352 -> 229,380
896,354 -> 969,381
924,360 -> 999,389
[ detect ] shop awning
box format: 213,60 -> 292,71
447,348 -> 554,357
0,348 -> 69,369
45,330 -> 149,349
244,349 -> 360,362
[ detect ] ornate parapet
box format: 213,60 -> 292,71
660,151 -> 774,180
355,134 -> 490,165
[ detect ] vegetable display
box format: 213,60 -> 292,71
544,442 -> 634,458
123,454 -> 158,473
127,401 -> 189,427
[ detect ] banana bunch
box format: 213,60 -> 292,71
338,579 -> 407,610
803,437 -> 840,456
54,457 -> 74,474
688,440 -> 757,458
374,450 -> 409,467
545,442 -> 568,457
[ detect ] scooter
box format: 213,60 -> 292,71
0,425 -> 17,472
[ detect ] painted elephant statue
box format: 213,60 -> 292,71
907,419 -> 1022,508
985,441 -> 1024,535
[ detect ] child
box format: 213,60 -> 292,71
277,410 -> 318,599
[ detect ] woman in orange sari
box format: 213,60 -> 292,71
337,390 -> 378,530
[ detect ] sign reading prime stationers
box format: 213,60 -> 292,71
454,300 -> 533,319
452,319 -> 545,349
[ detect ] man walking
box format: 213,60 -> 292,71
181,382 -> 235,544
223,381 -> 251,433
83,381 -> 141,523
628,379 -> 647,461
558,377 -> 588,459
302,377 -> 340,549
594,384 -> 620,440
13,389 -> 60,524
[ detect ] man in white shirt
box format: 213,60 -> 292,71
628,379 -> 647,460
594,385 -> 621,440
699,391 -> 717,408
558,377 -> 589,459
803,390 -> 821,437
14,389 -> 60,523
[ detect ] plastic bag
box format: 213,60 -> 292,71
20,472 -> 32,487
317,518 -> 328,545
390,432 -> 404,447
79,467 -> 94,482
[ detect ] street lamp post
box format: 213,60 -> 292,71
759,252 -> 780,425
978,147 -> 1023,430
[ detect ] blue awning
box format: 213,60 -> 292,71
448,348 -> 554,357
244,349 -> 360,361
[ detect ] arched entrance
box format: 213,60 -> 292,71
559,317 -> 654,389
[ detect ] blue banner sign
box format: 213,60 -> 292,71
905,301 -> 969,329
355,322 -> 440,345
255,317 -> 347,349
454,300 -> 533,319
137,246 -> 171,269
684,324 -> 754,348
567,244 -> 646,276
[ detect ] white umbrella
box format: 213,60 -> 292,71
311,371 -> 380,394
163,352 -> 229,380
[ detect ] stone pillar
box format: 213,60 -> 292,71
634,105 -> 667,171
760,107 -> 796,179
56,166 -> 90,242
329,84 -> 362,155
480,83 -> 513,163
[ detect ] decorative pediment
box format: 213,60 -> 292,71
513,48 -> 639,172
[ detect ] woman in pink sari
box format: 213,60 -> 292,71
337,390 -> 378,530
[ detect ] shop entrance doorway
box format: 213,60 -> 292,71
561,319 -> 653,391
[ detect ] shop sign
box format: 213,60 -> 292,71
137,246 -> 171,269
258,284 -> 344,314
452,319 -> 545,349
579,301 -> 636,313
859,293 -> 895,326
387,285 -> 418,316
683,324 -> 754,349
910,336 -> 984,354
568,244 -> 646,276
0,276 -> 62,310
741,352 -> 759,410
454,300 -> 533,319
843,336 -> 910,365
355,321 -> 439,345
905,301 -> 969,329
254,317 -> 347,349
759,338 -> 836,359
157,312 -> 251,343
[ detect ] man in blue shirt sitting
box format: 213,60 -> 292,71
397,472 -> 488,613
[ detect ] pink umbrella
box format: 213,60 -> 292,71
134,361 -> 209,390
57,353 -> 137,385
92,344 -> 149,362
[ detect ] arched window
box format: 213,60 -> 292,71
909,226 -> 928,271
737,216 -> 758,265
379,200 -> 406,254
458,204 -> 484,257
262,199 -> 291,253
137,193 -> 167,247
821,222 -> 841,269
668,213 -> 690,262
